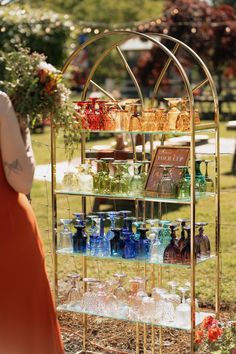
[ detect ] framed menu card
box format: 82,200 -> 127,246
145,146 -> 190,193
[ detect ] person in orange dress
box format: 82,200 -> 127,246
0,91 -> 64,354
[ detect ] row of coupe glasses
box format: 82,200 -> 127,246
58,212 -> 211,264
62,158 -> 149,196
74,97 -> 200,132
60,275 -> 199,328
62,158 -> 214,198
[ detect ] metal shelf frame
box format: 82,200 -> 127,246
51,30 -> 220,354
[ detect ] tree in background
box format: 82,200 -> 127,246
134,0 -> 236,97
0,5 -> 73,67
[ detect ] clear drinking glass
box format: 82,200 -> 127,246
58,219 -> 73,252
157,165 -> 177,198
81,278 -> 100,313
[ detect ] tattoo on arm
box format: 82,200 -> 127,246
4,159 -> 23,176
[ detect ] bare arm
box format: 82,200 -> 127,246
0,92 -> 35,194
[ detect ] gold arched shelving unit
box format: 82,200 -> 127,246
51,30 -> 220,354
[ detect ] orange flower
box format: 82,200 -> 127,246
195,329 -> 205,344
201,316 -> 214,329
207,327 -> 223,342
44,78 -> 57,95
38,68 -> 49,84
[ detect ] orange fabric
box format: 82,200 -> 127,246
0,158 -> 64,354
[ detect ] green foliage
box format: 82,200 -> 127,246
23,0 -> 164,24
0,5 -> 73,67
0,47 -> 79,158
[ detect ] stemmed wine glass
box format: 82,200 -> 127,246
157,165 -> 176,198
176,166 -> 191,199
176,285 -> 191,328
195,222 -> 211,259
176,218 -> 190,251
66,273 -> 82,309
204,160 -> 214,193
106,211 -> 120,241
195,159 -> 206,194
58,219 -> 73,252
149,226 -> 162,263
130,162 -> 143,196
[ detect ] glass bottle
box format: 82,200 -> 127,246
163,223 -> 181,264
164,97 -> 181,131
135,227 -> 150,259
195,222 -> 211,259
157,165 -> 176,198
72,224 -> 87,253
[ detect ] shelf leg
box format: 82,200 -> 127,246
136,323 -> 140,354
82,256 -> 88,352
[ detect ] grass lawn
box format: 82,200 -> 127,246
31,122 -> 236,311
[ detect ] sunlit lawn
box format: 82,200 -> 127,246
31,123 -> 236,310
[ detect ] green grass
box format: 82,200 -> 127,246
31,123 -> 236,309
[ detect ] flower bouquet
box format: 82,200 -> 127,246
195,316 -> 236,354
0,47 -> 79,157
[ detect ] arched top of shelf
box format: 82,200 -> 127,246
62,30 -> 219,126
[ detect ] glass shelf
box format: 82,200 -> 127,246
56,250 -> 215,268
79,123 -> 216,135
55,189 -> 215,204
57,304 -> 214,331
